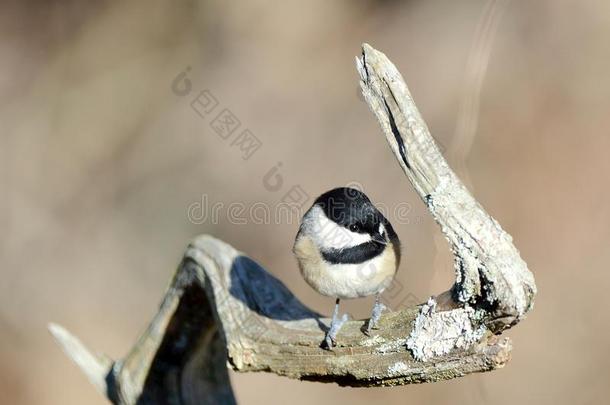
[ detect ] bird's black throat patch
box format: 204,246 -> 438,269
320,240 -> 385,265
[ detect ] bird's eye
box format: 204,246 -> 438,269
349,224 -> 360,232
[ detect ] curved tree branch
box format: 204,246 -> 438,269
49,44 -> 536,404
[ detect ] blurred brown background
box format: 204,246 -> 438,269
1,0 -> 609,404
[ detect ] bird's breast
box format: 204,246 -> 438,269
293,235 -> 398,299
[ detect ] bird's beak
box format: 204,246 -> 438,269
372,233 -> 387,245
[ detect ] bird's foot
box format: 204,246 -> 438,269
365,298 -> 386,335
322,313 -> 349,350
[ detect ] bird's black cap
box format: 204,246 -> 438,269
314,187 -> 386,235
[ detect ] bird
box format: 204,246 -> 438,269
293,187 -> 401,349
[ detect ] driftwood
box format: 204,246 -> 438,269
49,44 -> 536,404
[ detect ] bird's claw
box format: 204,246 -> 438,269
365,299 -> 386,335
322,313 -> 349,350
365,322 -> 375,336
322,335 -> 336,349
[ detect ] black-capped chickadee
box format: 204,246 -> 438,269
293,187 -> 401,349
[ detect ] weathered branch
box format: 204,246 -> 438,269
50,44 -> 535,404
356,44 -> 535,357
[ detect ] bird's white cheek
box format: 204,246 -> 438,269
305,206 -> 371,249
